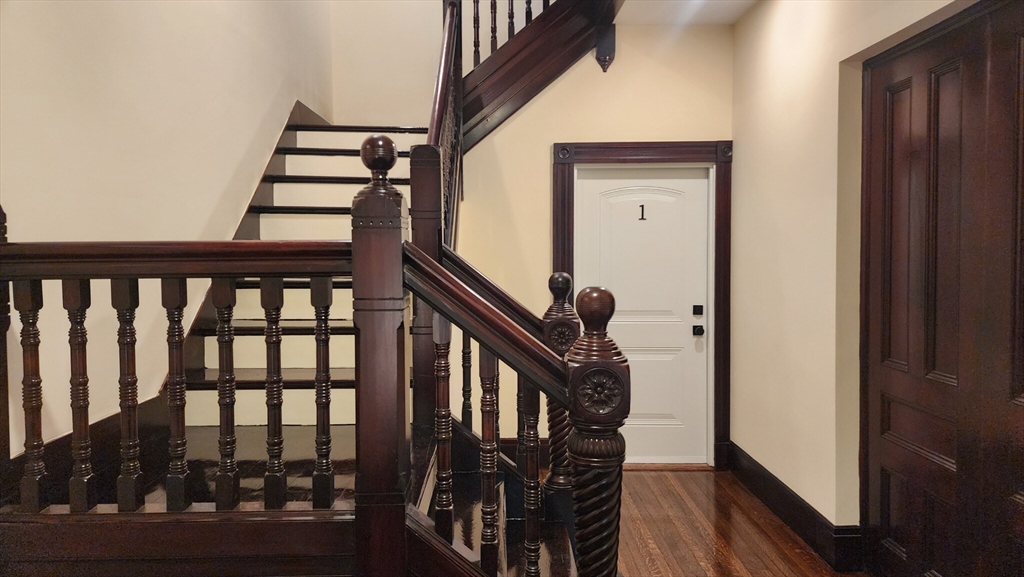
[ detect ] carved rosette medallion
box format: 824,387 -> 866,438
547,321 -> 578,354
576,368 -> 623,416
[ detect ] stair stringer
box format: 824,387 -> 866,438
462,0 -> 621,152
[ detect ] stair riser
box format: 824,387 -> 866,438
186,389 -> 355,426
269,183 -> 410,208
203,334 -> 355,368
286,155 -> 410,179
296,131 -> 425,151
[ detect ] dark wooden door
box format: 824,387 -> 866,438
863,1 -> 1023,576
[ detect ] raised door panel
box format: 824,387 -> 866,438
866,13 -> 975,577
866,2 -> 1024,575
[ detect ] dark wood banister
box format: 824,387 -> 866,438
403,241 -> 568,407
427,1 -> 460,147
440,245 -> 545,341
0,241 -> 352,279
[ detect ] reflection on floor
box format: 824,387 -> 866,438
618,471 -> 868,577
143,424 -> 356,509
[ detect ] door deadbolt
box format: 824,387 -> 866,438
693,325 -> 705,336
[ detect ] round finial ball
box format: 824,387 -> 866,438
548,272 -> 573,302
575,286 -> 615,333
361,134 -> 398,173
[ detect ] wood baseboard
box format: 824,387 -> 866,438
623,463 -> 714,472
729,442 -> 863,572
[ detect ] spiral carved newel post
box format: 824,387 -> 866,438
566,287 -> 630,577
542,273 -> 580,516
352,135 -> 409,576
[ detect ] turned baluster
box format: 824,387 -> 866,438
160,279 -> 191,510
0,206 -> 8,463
433,313 -> 454,540
543,273 -> 579,497
567,287 -> 630,577
462,332 -> 473,427
494,363 -> 500,443
479,347 -> 500,576
473,0 -> 481,67
526,0 -> 533,24
162,278 -> 191,511
523,379 -> 542,577
112,279 -> 144,512
14,280 -> 46,512
64,279 -> 97,513
311,276 -> 334,509
508,0 -> 515,41
262,277 -> 287,509
213,277 -> 240,510
516,375 -> 526,471
490,0 -> 498,54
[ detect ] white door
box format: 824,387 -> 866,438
574,165 -> 712,464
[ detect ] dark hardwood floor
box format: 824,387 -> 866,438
619,471 -> 866,577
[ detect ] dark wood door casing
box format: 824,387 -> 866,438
861,1 -> 1023,574
552,141 -> 733,469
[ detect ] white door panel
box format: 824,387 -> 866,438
575,165 -> 712,464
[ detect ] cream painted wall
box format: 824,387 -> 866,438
330,0 -> 443,127
0,0 -> 333,450
731,0 -> 969,525
454,24 -> 733,436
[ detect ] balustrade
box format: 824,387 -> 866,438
0,77 -> 632,575
0,235 -> 351,517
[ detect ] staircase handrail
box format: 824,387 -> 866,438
403,241 -> 568,407
427,0 -> 464,248
0,240 -> 352,279
427,1 -> 460,147
440,245 -> 545,341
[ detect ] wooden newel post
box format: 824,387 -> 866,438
410,145 -> 443,428
352,135 -> 409,577
543,272 -> 580,496
566,287 -> 629,577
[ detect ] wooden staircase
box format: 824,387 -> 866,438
181,114 -> 424,428
0,1 -> 629,575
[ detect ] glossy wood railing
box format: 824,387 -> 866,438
440,245 -> 544,340
439,246 -> 578,501
0,239 -> 351,514
427,0 -> 463,248
404,225 -> 631,576
404,242 -> 567,406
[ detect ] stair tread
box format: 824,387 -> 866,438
443,471 -> 507,566
276,146 -> 411,158
191,318 -> 355,336
286,124 -> 427,134
184,367 -> 355,390
249,205 -> 352,216
505,520 -> 578,577
263,174 -> 411,186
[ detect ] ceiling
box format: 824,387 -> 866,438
615,0 -> 759,26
